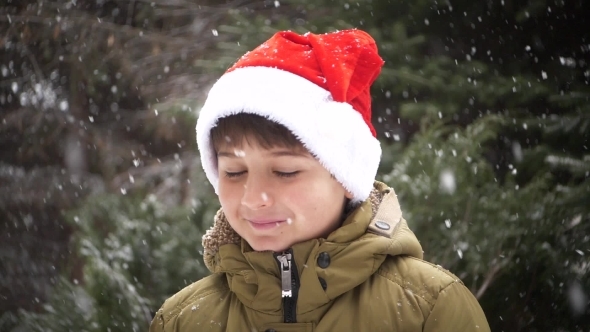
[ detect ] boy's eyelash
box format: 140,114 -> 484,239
223,171 -> 300,178
274,171 -> 300,178
224,171 -> 246,178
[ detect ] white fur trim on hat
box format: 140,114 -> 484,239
196,66 -> 381,202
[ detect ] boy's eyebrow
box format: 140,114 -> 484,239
268,150 -> 309,157
217,151 -> 238,158
216,149 -> 309,158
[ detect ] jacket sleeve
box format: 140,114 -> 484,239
423,281 -> 491,332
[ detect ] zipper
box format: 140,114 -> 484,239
274,249 -> 300,323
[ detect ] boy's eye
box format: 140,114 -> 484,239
274,171 -> 300,178
224,171 -> 246,178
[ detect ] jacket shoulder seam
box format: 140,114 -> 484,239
375,268 -> 437,307
376,256 -> 462,307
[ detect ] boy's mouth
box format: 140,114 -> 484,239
247,218 -> 286,230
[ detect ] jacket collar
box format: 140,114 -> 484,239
201,181 -> 423,313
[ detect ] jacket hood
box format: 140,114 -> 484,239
201,181 -> 423,314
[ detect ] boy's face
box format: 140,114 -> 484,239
217,138 -> 352,252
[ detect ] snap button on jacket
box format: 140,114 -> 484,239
316,252 -> 330,269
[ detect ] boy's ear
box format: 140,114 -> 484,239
344,190 -> 354,200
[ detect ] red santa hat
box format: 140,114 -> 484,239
196,29 -> 384,202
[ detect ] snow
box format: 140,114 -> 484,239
439,169 -> 456,194
59,100 -> 69,111
567,281 -> 587,316
512,142 -> 523,162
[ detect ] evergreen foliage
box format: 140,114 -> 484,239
9,191 -> 217,332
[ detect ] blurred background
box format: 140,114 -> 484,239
1,0 -> 589,331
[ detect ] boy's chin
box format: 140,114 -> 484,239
248,238 -> 293,253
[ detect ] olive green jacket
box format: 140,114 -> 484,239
150,182 -> 490,331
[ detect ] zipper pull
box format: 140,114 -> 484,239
276,253 -> 293,298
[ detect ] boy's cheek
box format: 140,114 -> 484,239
218,182 -> 246,202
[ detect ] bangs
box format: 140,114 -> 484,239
210,113 -> 305,152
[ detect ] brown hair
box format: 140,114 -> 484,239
210,113 -> 305,152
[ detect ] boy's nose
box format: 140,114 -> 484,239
241,176 -> 273,210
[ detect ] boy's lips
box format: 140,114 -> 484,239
245,218 -> 287,230
247,218 -> 284,224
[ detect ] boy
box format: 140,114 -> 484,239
150,29 -> 490,331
